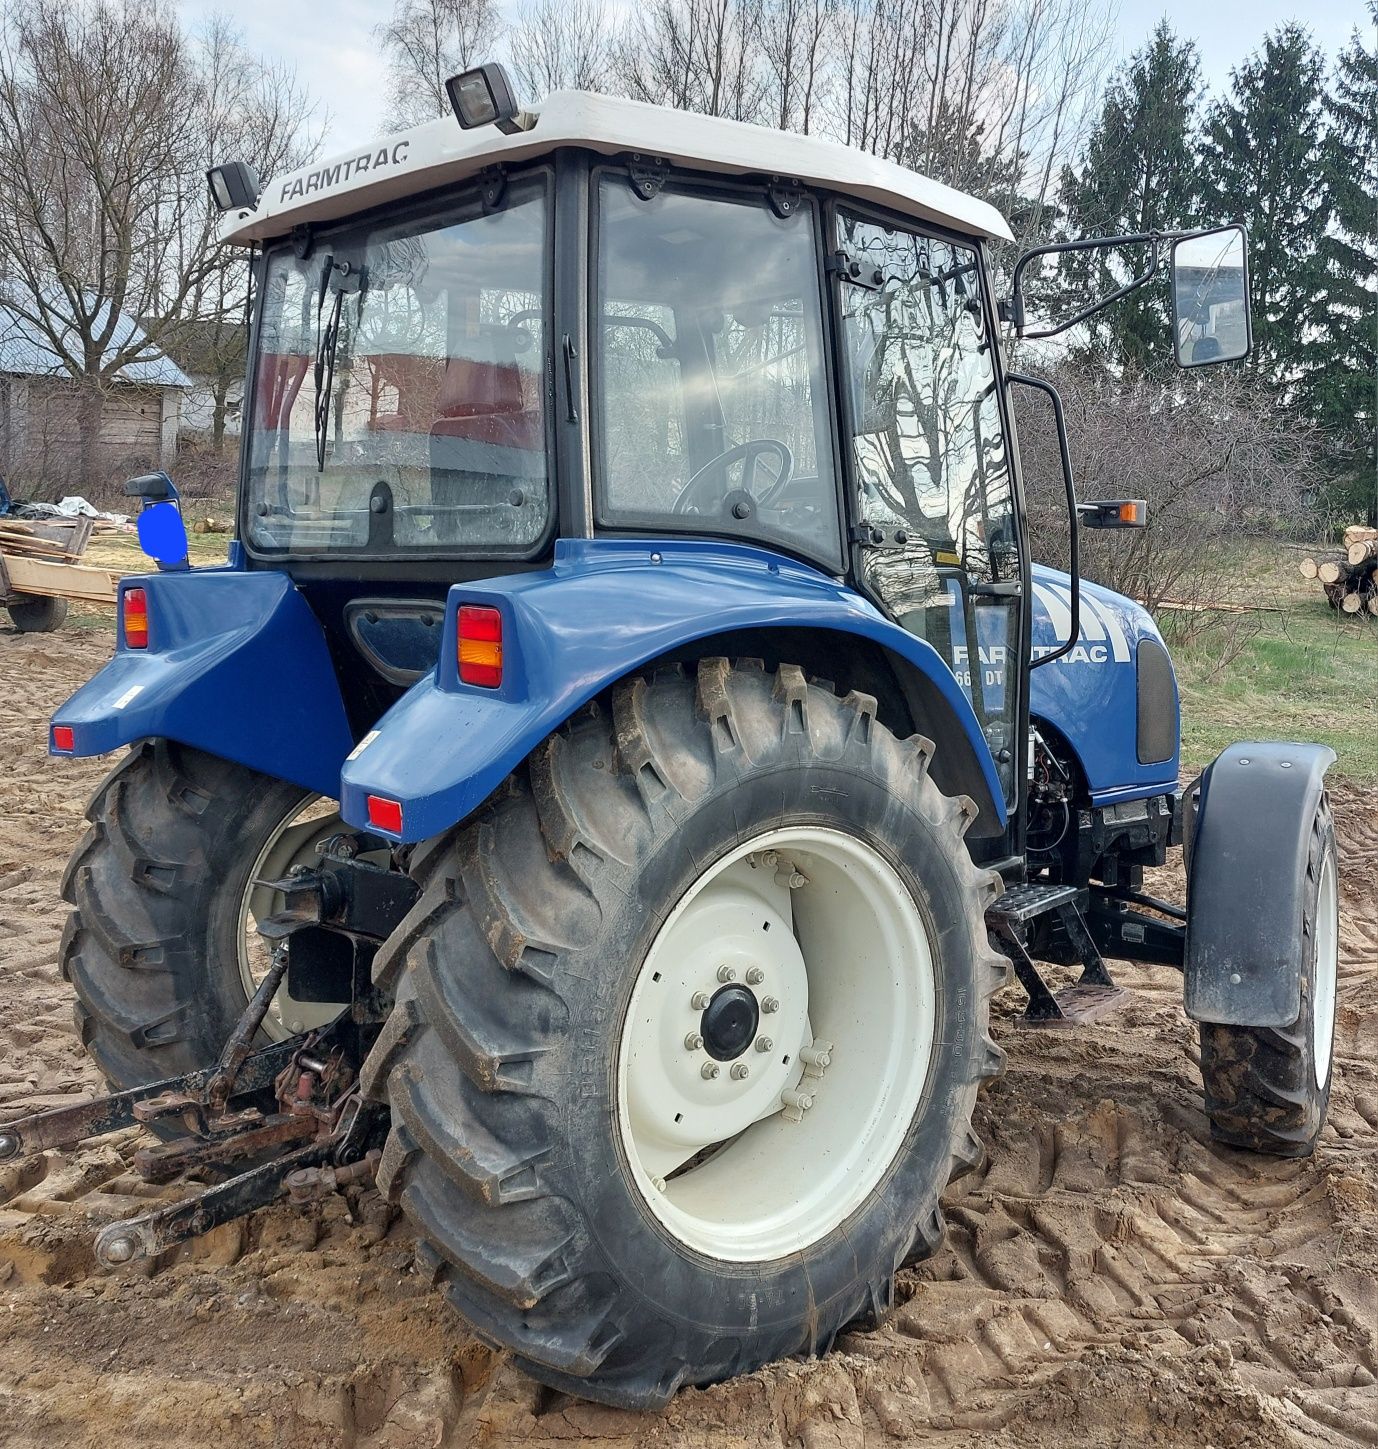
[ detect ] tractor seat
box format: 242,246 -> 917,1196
430,353 -> 541,449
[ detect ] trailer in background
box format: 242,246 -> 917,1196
0,514 -> 120,631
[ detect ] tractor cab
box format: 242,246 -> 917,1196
203,79 -> 1248,836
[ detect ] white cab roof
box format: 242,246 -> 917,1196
221,91 -> 1013,246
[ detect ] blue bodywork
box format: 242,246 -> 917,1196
339,537 -> 1005,842
48,539 -> 1177,839
1029,565 -> 1180,805
50,565 -> 353,798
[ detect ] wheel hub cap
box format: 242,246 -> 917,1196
702,984 -> 759,1060
617,827 -> 938,1261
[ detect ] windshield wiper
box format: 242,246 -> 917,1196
313,257 -> 363,473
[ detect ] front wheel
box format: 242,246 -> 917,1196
1199,796 -> 1340,1156
364,660 -> 1007,1407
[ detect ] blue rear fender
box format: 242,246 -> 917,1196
341,537 -> 1008,844
50,568 -> 354,798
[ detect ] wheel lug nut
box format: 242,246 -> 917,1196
761,996 -> 779,1014
730,1063 -> 750,1080
691,991 -> 711,1009
684,1031 -> 704,1051
700,1062 -> 720,1080
745,967 -> 765,985
755,1036 -> 773,1053
717,965 -> 736,983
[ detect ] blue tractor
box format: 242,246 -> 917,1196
6,70 -> 1340,1408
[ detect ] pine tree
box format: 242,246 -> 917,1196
1054,22 -> 1202,368
1310,6 -> 1377,522
1198,26 -> 1330,397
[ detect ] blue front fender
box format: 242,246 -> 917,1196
341,537 -> 1006,843
51,569 -> 354,798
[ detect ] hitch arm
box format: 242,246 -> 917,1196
0,1038 -> 300,1162
95,1138 -> 336,1267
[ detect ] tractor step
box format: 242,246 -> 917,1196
1015,981 -> 1133,1030
986,881 -> 1085,925
987,880 -> 1128,1028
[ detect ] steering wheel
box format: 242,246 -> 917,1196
672,439 -> 794,516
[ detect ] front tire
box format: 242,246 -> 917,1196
364,660 -> 1007,1407
1199,796 -> 1339,1156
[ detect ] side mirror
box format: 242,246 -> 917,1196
1171,226 -> 1251,367
1079,499 -> 1147,530
126,472 -> 190,571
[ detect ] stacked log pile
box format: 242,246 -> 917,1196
1300,526 -> 1378,615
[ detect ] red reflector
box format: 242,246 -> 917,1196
366,795 -> 403,834
52,725 -> 75,752
123,587 -> 148,648
457,604 -> 503,687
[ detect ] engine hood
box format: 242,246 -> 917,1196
1027,565 -> 1180,804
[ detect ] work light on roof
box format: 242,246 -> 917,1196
206,161 -> 260,213
446,62 -> 523,134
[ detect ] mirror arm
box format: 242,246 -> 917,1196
1006,372 -> 1079,669
1005,232 -> 1165,340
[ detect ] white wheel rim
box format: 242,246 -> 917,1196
1313,847 -> 1339,1090
616,826 -> 937,1262
236,797 -> 385,1040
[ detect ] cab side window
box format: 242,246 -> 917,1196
837,213 -> 1020,788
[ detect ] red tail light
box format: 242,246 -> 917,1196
52,725 -> 75,752
366,795 -> 403,834
122,587 -> 149,648
457,604 -> 503,687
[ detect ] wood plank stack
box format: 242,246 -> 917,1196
0,513 -> 120,606
1299,526 -> 1378,616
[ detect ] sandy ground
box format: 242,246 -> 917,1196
0,625 -> 1374,1449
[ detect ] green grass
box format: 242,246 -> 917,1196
1170,549 -> 1378,782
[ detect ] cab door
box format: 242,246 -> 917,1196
832,209 -> 1024,802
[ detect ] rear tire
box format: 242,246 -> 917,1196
363,660 -> 1007,1407
61,740 -> 312,1087
8,594 -> 68,632
1199,796 -> 1339,1156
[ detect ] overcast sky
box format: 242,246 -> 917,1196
176,0 -> 1373,159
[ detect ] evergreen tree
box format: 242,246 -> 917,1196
1310,6 -> 1377,522
1054,22 -> 1201,367
1198,26 -> 1330,396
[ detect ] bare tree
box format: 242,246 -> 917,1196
509,0 -> 619,97
828,0 -> 1109,240
170,17 -> 320,455
376,0 -> 504,128
759,0 -> 835,132
834,0 -> 934,160
0,1 -> 319,491
0,0 -> 202,486
618,0 -> 767,121
1019,364 -> 1318,639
